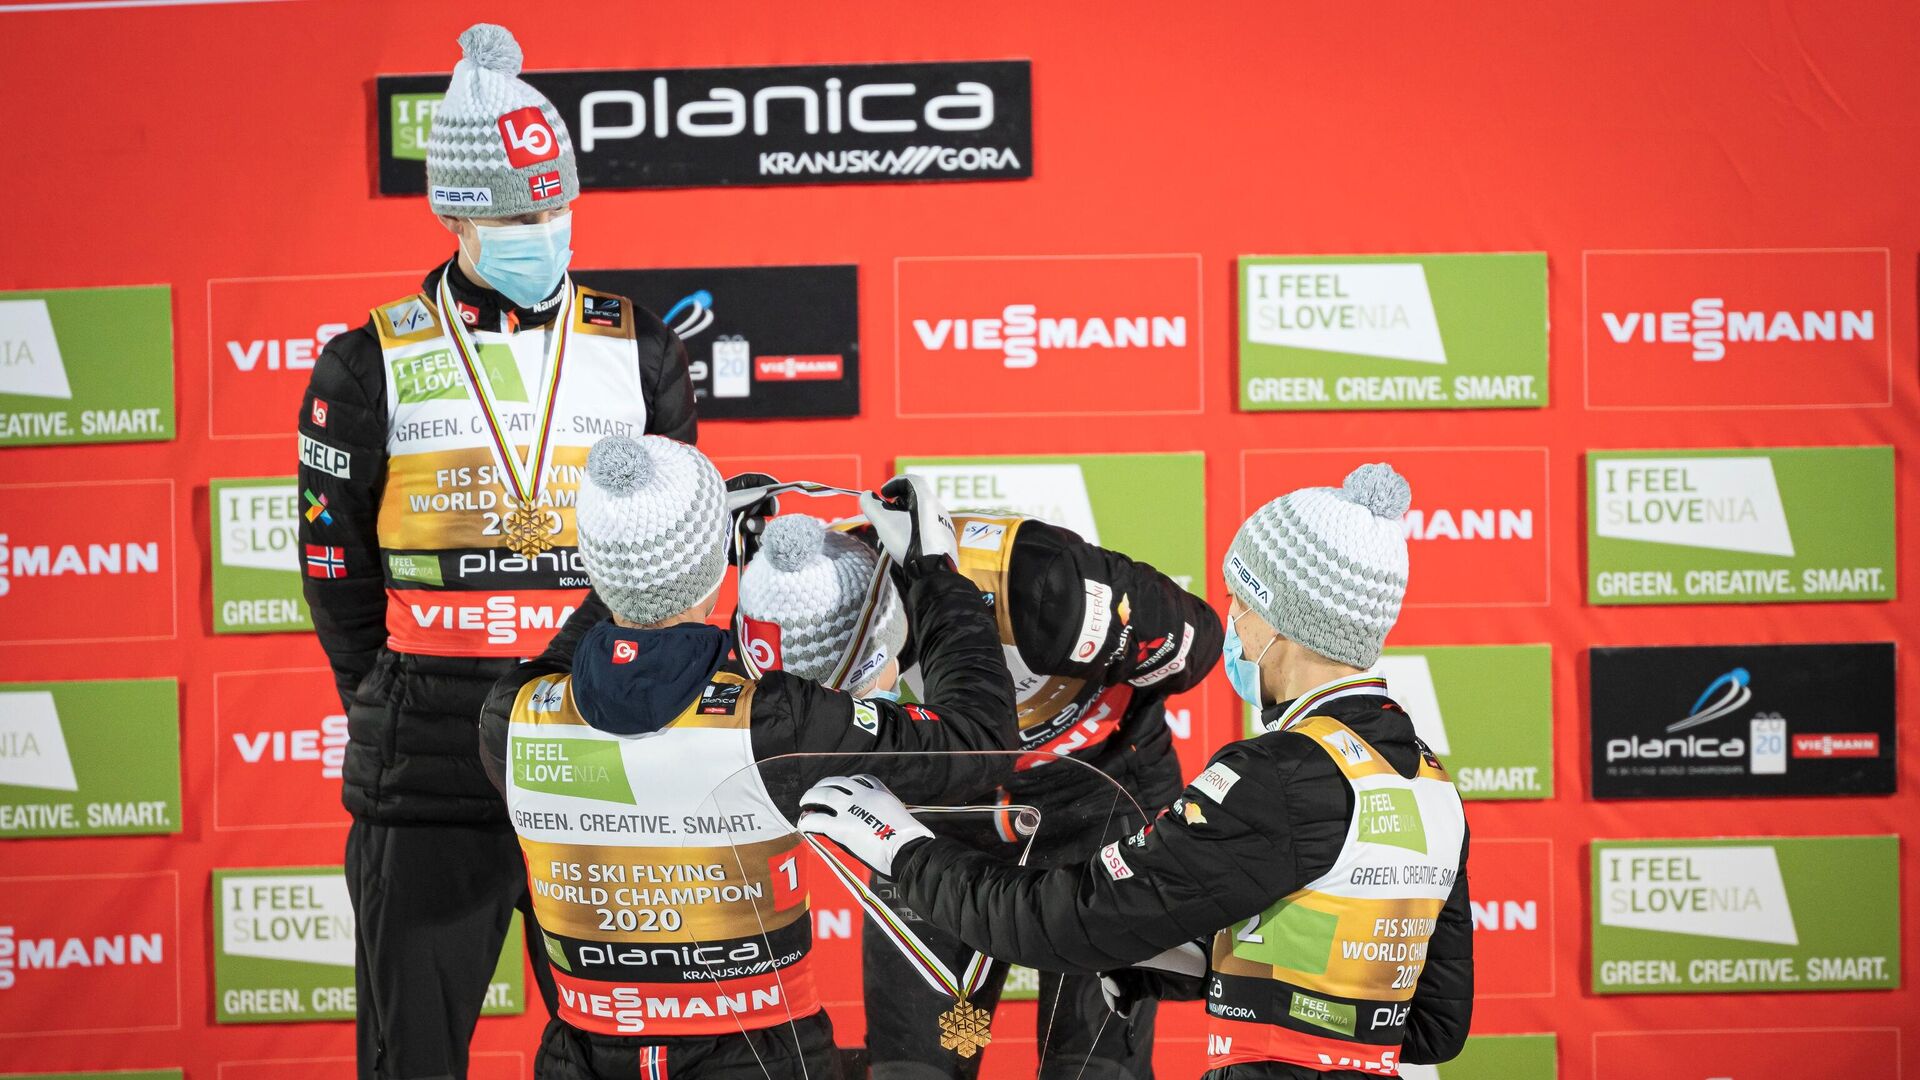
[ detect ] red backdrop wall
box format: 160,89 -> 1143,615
2,1 -> 1915,1076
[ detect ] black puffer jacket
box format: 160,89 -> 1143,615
891,694 -> 1474,1078
298,259 -> 695,824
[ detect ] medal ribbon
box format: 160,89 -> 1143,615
436,273 -> 572,509
1267,673 -> 1390,733
802,801 -> 1039,999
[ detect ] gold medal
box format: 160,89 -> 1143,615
937,1000 -> 993,1059
502,497 -> 554,559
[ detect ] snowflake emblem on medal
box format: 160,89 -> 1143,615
938,1000 -> 994,1058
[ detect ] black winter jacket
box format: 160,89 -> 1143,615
986,519 -> 1223,813
299,259 -> 695,823
891,694 -> 1474,1078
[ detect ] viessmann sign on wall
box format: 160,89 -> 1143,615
378,61 -> 1032,190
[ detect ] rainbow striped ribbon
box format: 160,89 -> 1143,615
435,273 -> 572,510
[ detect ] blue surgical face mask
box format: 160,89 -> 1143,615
472,215 -> 573,309
864,687 -> 901,704
1224,608 -> 1275,708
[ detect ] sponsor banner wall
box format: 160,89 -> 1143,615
209,477 -> 313,634
1466,839 -> 1556,998
573,266 -> 859,419
212,867 -> 525,1023
895,452 -> 1206,592
210,668 -> 348,831
1584,249 -> 1893,409
1591,836 -> 1899,995
0,287 -> 174,447
1587,446 -> 1896,605
0,480 -> 177,645
0,871 -> 182,1037
10,4 -> 1920,1075
1590,643 -> 1896,799
0,1073 -> 184,1080
377,61 -> 1033,190
0,680 -> 181,839
1238,254 -> 1548,411
894,255 -> 1205,418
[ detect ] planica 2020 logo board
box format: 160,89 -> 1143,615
379,61 -> 1031,191
1590,643 -> 1895,800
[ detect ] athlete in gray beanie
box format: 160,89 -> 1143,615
1222,462 -> 1412,702
423,23 -> 578,308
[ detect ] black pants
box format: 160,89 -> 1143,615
535,1011 -> 844,1080
346,820 -> 559,1079
863,798 -> 1156,1080
861,920 -> 1155,1080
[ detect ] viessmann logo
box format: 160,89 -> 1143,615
408,595 -> 580,645
895,255 -> 1205,418
1599,299 -> 1874,362
1584,250 -> 1892,409
0,923 -> 167,991
910,304 -> 1188,369
231,714 -> 348,780
0,532 -> 161,598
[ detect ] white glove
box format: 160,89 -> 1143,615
858,475 -> 959,567
797,774 -> 935,876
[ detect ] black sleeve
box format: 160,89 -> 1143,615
1007,522 -> 1224,693
893,734 -> 1344,972
479,687 -> 511,799
636,310 -> 697,444
297,324 -> 390,710
1401,823 -> 1474,1064
751,557 -> 1017,804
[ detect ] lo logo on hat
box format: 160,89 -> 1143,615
498,107 -> 559,167
741,617 -> 783,671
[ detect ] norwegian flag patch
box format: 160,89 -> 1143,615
304,545 -> 346,579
